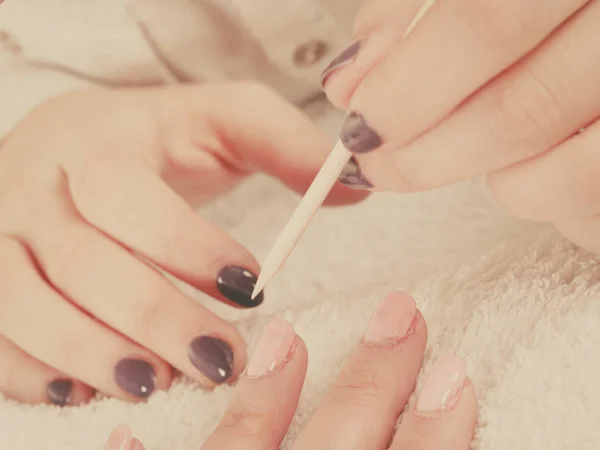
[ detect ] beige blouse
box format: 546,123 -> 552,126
0,0 -> 361,140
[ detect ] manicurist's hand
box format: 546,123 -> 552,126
0,83 -> 367,406
324,0 -> 600,253
104,292 -> 478,450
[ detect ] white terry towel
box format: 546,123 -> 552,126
1,101 -> 598,450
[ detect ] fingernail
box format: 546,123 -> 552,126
104,425 -> 133,450
114,359 -> 156,398
47,379 -> 72,407
321,39 -> 364,86
217,266 -> 263,308
131,438 -> 145,450
188,336 -> 234,384
364,292 -> 416,344
340,111 -> 383,153
416,355 -> 466,415
338,156 -> 374,190
246,317 -> 295,377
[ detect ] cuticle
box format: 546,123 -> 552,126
360,312 -> 419,350
242,335 -> 299,380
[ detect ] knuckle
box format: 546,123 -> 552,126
152,224 -> 189,267
330,364 -> 390,408
392,152 -> 431,192
42,230 -> 90,283
490,69 -> 563,150
53,328 -> 85,371
68,153 -> 116,207
219,401 -> 272,440
132,293 -> 171,342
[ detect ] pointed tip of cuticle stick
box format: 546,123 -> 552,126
251,284 -> 262,300
252,141 -> 352,294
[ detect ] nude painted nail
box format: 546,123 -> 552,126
131,438 -> 145,450
104,425 -> 134,450
416,355 -> 466,415
321,39 -> 364,86
338,156 -> 373,190
364,292 -> 416,344
340,111 -> 383,153
246,318 -> 295,377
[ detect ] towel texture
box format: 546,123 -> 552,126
1,100 -> 598,450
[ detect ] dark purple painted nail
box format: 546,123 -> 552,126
338,157 -> 374,190
340,111 -> 383,153
114,359 -> 156,398
188,336 -> 234,384
217,266 -> 263,308
321,39 -> 364,86
47,379 -> 72,407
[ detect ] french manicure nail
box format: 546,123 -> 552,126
364,292 -> 416,344
188,336 -> 234,383
246,318 -> 295,377
340,111 -> 383,153
217,266 -> 264,308
416,355 -> 466,415
338,156 -> 374,190
47,379 -> 73,407
104,425 -> 133,450
114,359 -> 156,398
321,39 -> 364,86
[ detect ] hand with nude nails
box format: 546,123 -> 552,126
104,293 -> 478,450
324,0 -> 600,253
0,84 -> 367,406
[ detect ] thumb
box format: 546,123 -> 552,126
150,82 -> 369,206
321,0 -> 435,108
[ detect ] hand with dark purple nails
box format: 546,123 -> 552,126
320,0 -> 600,265
0,79 -> 371,406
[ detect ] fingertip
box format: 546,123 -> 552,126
458,377 -> 479,419
131,438 -> 145,450
223,326 -> 248,386
104,425 -> 132,450
291,334 -> 309,374
152,359 -> 174,393
323,70 -> 357,109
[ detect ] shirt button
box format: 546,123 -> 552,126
293,40 -> 329,67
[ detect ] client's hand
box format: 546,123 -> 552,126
104,292 -> 478,450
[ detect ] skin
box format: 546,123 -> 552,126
323,0 -> 600,253
0,82 -> 368,405
104,293 -> 478,450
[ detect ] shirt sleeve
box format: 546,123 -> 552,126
0,55 -> 98,142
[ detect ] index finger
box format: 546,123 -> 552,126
329,0 -> 587,190
322,0 -> 431,107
